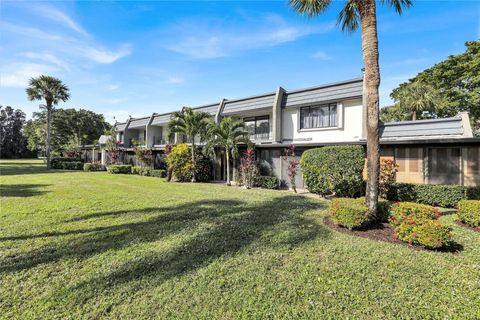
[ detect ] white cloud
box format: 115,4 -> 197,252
164,17 -> 334,59
32,5 -> 88,36
311,50 -> 332,60
76,45 -> 131,64
165,76 -> 184,84
0,62 -> 59,88
108,84 -> 120,90
20,52 -> 70,70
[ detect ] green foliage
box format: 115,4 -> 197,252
150,169 -> 166,178
354,197 -> 392,223
300,145 -> 365,197
165,144 -> 211,182
380,104 -> 411,123
387,183 -> 480,208
23,108 -> 111,155
390,202 -> 452,249
59,161 -> 83,170
107,164 -> 132,174
0,106 -> 35,158
390,41 -> 480,132
83,162 -> 103,172
457,200 -> 480,227
329,198 -> 374,230
379,159 -> 398,198
256,176 -> 279,189
51,157 -> 82,169
131,166 -> 165,178
389,81 -> 441,120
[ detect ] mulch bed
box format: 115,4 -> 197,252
324,216 -> 463,253
455,220 -> 480,233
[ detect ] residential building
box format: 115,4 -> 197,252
93,77 -> 479,187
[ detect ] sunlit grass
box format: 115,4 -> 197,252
0,159 -> 479,319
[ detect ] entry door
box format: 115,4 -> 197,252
428,148 -> 461,185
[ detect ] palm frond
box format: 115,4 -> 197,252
337,0 -> 360,33
380,0 -> 413,15
289,0 -> 331,17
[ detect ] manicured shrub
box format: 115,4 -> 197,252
396,219 -> 453,249
256,176 -> 279,189
300,145 -> 365,197
59,161 -> 83,170
379,159 -> 398,198
389,202 -> 439,228
107,164 -> 132,174
83,162 -> 104,172
165,144 -> 212,182
387,183 -> 480,208
355,197 -> 391,222
329,198 -> 374,230
51,157 -> 82,169
457,200 -> 480,227
240,148 -> 259,189
131,166 -> 142,175
389,202 -> 452,249
151,169 -> 166,178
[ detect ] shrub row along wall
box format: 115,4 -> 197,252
51,157 -> 83,170
457,200 -> 480,227
387,183 -> 480,208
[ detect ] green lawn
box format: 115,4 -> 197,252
1,159 -> 479,319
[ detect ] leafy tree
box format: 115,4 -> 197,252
289,0 -> 413,214
105,128 -> 120,165
392,41 -> 480,131
26,75 -> 70,168
282,144 -> 299,193
168,107 -> 211,182
391,81 -> 440,120
379,104 -> 410,123
0,106 -> 33,158
23,108 -> 110,156
205,117 -> 249,186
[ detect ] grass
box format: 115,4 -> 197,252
1,159 -> 479,319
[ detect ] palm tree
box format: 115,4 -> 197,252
26,75 -> 70,168
168,107 -> 211,182
393,81 -> 439,120
205,117 -> 250,186
289,0 -> 412,214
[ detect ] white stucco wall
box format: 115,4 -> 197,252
281,98 -> 363,144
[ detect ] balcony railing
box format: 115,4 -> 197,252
153,136 -> 167,146
250,132 -> 272,142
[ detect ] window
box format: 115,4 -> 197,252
300,103 -> 338,129
118,132 -> 124,143
243,116 -> 270,140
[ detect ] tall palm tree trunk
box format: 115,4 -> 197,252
225,149 -> 231,186
412,110 -> 417,121
361,0 -> 380,214
191,140 -> 196,183
46,104 -> 52,169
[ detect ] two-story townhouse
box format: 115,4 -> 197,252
101,77 -> 479,188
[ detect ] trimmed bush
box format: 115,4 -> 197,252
389,202 -> 452,249
396,219 -> 453,249
151,169 -> 166,178
59,161 -> 83,170
83,162 -> 104,172
387,183 -> 480,208
256,176 -> 279,189
51,157 -> 82,169
329,198 -> 374,230
107,164 -> 132,174
355,197 -> 391,222
457,200 -> 480,227
131,166 -> 142,175
300,145 -> 365,197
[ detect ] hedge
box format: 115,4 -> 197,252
256,176 -> 279,189
131,166 -> 166,178
51,157 -> 82,169
329,198 -> 374,230
389,202 -> 452,249
83,162 -> 104,171
107,165 -> 132,174
457,200 -> 480,227
386,183 -> 480,208
354,197 -> 391,223
300,145 -> 365,197
59,161 -> 83,170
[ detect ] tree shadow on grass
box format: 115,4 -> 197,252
0,184 -> 51,197
0,195 -> 329,295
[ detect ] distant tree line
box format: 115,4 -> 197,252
0,106 -> 110,159
380,41 -> 480,133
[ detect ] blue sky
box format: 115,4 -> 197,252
1,1 -> 479,123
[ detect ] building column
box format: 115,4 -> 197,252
215,98 -> 227,124
272,86 -> 285,143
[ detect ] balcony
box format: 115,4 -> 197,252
153,136 -> 167,147
249,132 -> 272,142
